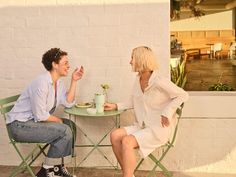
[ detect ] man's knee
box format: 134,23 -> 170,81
69,120 -> 76,130
62,118 -> 76,130
63,125 -> 73,141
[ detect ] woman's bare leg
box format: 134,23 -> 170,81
110,128 -> 127,169
121,135 -> 138,177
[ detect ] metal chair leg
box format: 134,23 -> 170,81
8,143 -> 48,177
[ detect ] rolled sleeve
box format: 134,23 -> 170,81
117,102 -> 128,110
160,78 -> 189,120
62,97 -> 75,108
117,95 -> 133,111
59,83 -> 75,108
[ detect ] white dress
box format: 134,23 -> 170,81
117,70 -> 189,157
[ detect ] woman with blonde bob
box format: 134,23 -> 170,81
104,46 -> 189,177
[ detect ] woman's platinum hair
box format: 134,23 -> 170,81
131,46 -> 158,72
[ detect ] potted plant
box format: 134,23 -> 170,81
171,59 -> 187,88
208,73 -> 235,91
171,0 -> 205,20
229,42 -> 236,65
208,83 -> 235,91
230,55 -> 236,66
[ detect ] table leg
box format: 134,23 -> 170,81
209,45 -> 214,59
76,125 -> 116,167
116,114 -> 120,128
209,51 -> 212,59
115,114 -> 121,169
68,114 -> 77,175
74,115 -> 120,169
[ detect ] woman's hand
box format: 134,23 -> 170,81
104,102 -> 117,111
72,66 -> 84,81
161,115 -> 169,127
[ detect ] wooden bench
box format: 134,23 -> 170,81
185,48 -> 201,60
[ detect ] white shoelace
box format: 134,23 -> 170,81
47,171 -> 55,177
61,166 -> 76,177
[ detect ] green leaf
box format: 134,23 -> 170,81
170,59 -> 187,89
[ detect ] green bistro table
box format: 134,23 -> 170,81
64,106 -> 123,169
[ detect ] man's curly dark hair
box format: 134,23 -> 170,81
42,48 -> 67,71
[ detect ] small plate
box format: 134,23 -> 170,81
75,102 -> 93,108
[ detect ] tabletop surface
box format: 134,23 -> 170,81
64,106 -> 124,118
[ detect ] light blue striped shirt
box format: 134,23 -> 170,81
6,72 -> 75,124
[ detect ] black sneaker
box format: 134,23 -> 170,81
53,164 -> 76,177
36,167 -> 55,177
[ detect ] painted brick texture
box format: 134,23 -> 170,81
0,0 -> 235,174
0,0 -> 170,169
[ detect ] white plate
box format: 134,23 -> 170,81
75,102 -> 93,108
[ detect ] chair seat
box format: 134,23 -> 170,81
0,94 -> 48,177
134,104 -> 184,177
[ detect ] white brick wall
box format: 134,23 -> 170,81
0,1 -> 170,99
0,0 -> 169,166
0,0 -> 236,174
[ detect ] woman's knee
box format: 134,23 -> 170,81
121,135 -> 137,149
110,128 -> 126,144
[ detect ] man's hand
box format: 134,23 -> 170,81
47,115 -> 63,123
72,66 -> 84,81
161,116 -> 169,127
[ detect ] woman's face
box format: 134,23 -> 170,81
130,53 -> 136,72
55,55 -> 70,77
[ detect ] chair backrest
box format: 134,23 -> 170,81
229,42 -> 236,50
169,103 -> 184,145
0,94 -> 20,143
0,94 -> 20,119
213,43 -> 222,53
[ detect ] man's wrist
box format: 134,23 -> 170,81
71,78 -> 77,83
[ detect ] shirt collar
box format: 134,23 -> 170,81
148,70 -> 158,86
139,70 -> 158,92
134,70 -> 158,94
45,71 -> 62,85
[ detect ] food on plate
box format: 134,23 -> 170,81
75,102 -> 93,108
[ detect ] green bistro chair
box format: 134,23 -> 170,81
134,103 -> 184,177
0,94 -> 49,177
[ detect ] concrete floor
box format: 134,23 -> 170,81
185,58 -> 236,91
1,166 -> 236,177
